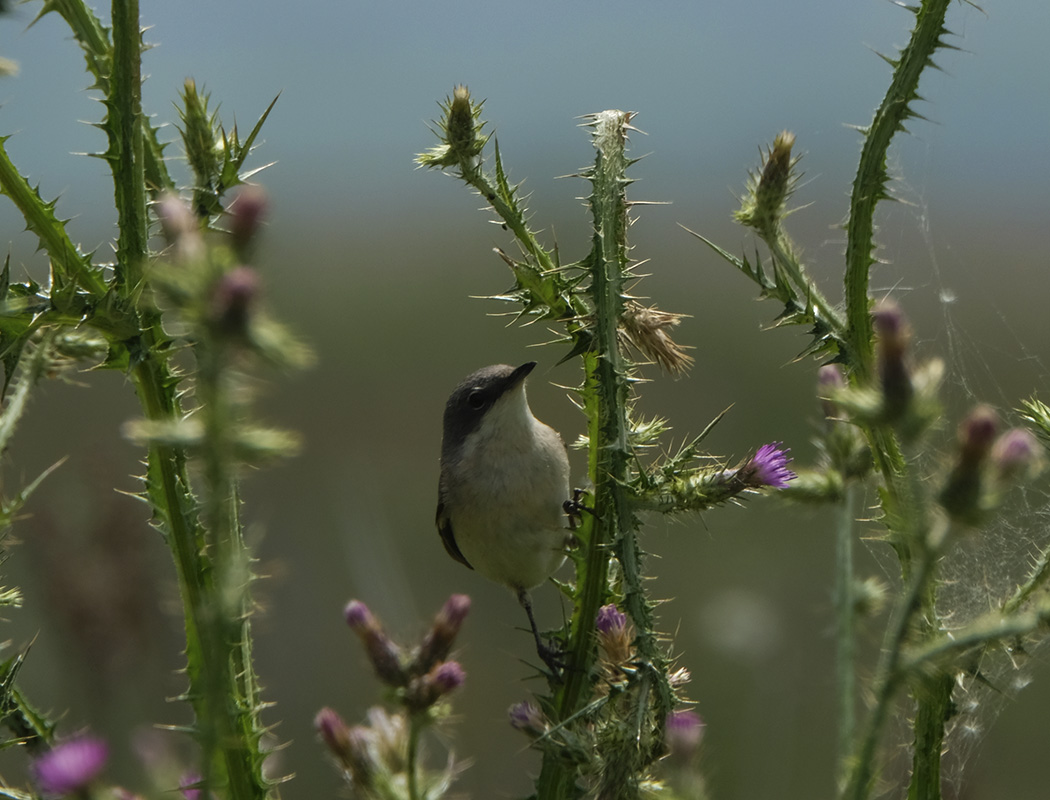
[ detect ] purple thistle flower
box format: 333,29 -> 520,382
747,443 -> 796,489
596,603 -> 633,664
33,736 -> 109,796
596,604 -> 627,635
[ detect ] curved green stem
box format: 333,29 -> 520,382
844,0 -> 952,379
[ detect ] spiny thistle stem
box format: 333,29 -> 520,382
842,532 -> 939,800
194,336 -> 270,800
110,0 -> 148,294
844,0 -> 952,379
537,110 -> 669,800
107,4 -> 272,796
38,0 -> 175,195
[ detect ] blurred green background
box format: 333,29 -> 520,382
2,1 -> 1050,798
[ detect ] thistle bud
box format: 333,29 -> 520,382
817,364 -> 846,421
431,661 -> 466,694
735,131 -> 798,232
416,85 -> 489,170
155,191 -> 204,262
344,600 -> 407,687
939,406 -> 998,523
872,302 -> 913,420
180,79 -> 219,191
509,701 -> 547,738
405,661 -> 466,710
227,185 -> 269,256
991,428 -> 1040,483
416,594 -> 471,672
210,266 -> 260,335
315,707 -> 352,762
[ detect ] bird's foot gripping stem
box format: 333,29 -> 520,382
563,488 -> 594,531
517,588 -> 565,678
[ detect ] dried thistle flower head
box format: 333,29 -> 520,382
620,301 -> 693,377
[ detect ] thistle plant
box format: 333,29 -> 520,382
1,0 -> 1045,799
698,1 -> 1050,799
418,88 -> 795,799
411,2 -> 1050,799
0,1 -> 302,798
316,596 -> 471,800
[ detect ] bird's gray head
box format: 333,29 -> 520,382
441,362 -> 536,460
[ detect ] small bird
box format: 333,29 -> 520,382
437,362 -> 571,670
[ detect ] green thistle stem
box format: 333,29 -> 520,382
834,484 -> 858,782
537,109 -> 658,800
843,536 -> 937,800
110,0 -> 148,294
407,713 -> 424,800
844,0 -> 952,379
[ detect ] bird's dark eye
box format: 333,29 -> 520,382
467,390 -> 486,410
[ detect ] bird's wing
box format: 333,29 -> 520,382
435,496 -> 473,569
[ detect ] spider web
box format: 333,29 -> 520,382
862,129 -> 1050,796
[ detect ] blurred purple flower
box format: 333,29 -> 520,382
179,772 -> 203,800
665,709 -> 705,760
992,428 -> 1040,480
33,736 -> 108,796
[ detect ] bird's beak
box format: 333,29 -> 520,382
508,361 -> 537,389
